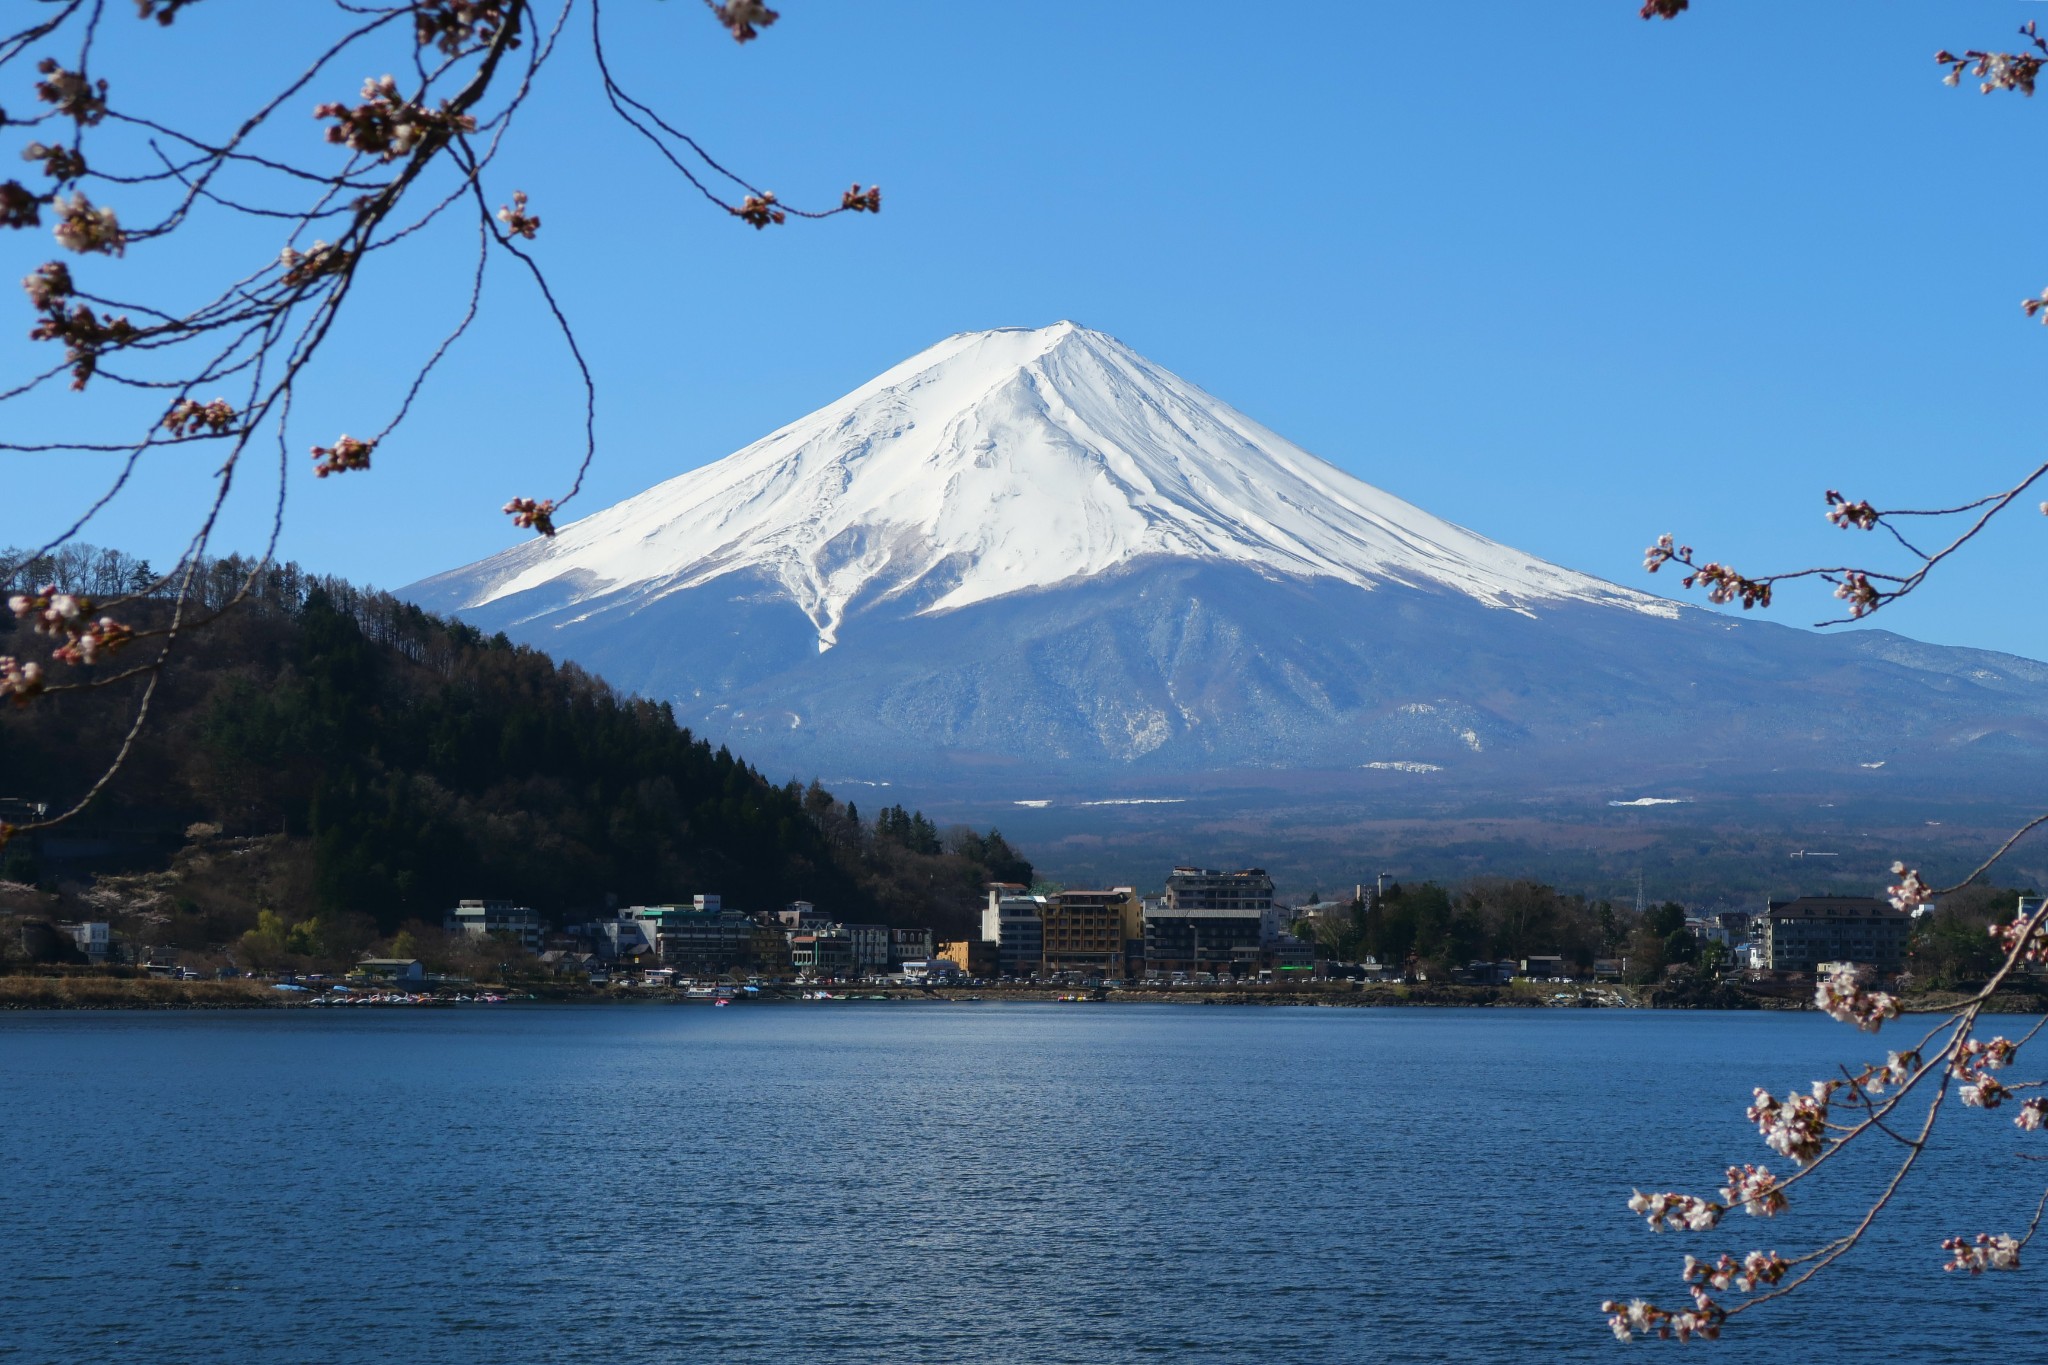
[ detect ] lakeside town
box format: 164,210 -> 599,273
10,861 -> 2026,1011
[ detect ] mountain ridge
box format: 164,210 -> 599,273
405,324 -> 2048,801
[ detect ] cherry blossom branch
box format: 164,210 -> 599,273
1,0 -> 884,847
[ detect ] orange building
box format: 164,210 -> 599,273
1041,888 -> 1138,978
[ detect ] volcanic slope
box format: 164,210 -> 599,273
406,323 -> 2048,799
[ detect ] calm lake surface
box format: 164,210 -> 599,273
2,1004 -> 2042,1363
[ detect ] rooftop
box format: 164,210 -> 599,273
1764,896 -> 1904,920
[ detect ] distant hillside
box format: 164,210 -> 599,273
0,546 -> 1031,944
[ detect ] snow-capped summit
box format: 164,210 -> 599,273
425,322 -> 1672,654
407,322 -> 2048,791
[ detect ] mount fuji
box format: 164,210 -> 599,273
405,322 -> 2048,810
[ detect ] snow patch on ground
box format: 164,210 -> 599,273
1608,797 -> 1691,807
1077,798 -> 1187,806
1364,761 -> 1443,773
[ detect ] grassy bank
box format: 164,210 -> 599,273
0,975 -> 292,1009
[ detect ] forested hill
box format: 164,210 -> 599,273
0,546 -> 1031,936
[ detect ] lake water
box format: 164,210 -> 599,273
2,1004 -> 2043,1363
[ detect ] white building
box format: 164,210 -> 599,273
63,921 -> 110,962
447,900 -> 543,951
982,883 -> 1044,977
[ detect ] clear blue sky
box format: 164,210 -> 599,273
12,2 -> 2048,659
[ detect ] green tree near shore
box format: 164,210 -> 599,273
1,549 -> 1030,960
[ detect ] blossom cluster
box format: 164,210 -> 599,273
1824,490 -> 1879,531
7,586 -> 133,668
163,397 -> 237,439
29,298 -> 137,390
1886,862 -> 1932,914
414,1 -> 514,57
35,59 -> 108,125
1939,23 -> 2048,96
503,496 -> 556,536
712,1 -> 780,43
496,190 -> 539,239
0,657 -> 44,707
51,616 -> 133,665
1989,907 -> 2048,967
1639,0 -> 1689,17
1628,1189 -> 1722,1233
1951,1037 -> 2018,1110
1686,561 -> 1771,610
734,191 -> 785,228
1,180 -> 39,229
21,141 -> 88,185
1815,965 -> 1898,1032
841,183 -> 882,214
1832,571 -> 1880,618
1856,1049 -> 1919,1098
23,261 -> 71,310
51,191 -> 124,256
279,240 -> 352,289
2016,1097 -> 2048,1131
1684,1251 -> 1789,1294
1601,1294 -> 1721,1343
1748,1085 -> 1827,1165
316,76 -> 477,162
310,435 -> 373,478
1719,1164 -> 1787,1218
1941,1233 -> 2021,1273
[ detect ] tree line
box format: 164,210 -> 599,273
1,547 -> 1029,951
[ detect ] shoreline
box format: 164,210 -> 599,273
6,975 -> 2044,1014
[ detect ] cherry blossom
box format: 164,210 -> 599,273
1747,1087 -> 1827,1165
21,261 -> 70,309
1628,1189 -> 1723,1234
1886,862 -> 1933,914
414,1 -> 514,57
51,617 -> 134,665
163,398 -> 237,438
496,190 -> 539,239
278,240 -> 352,289
1942,1233 -> 2021,1273
50,192 -> 124,256
1815,966 -> 1899,1032
1938,24 -> 2048,96
734,191 -> 785,228
0,657 -> 45,707
1719,1165 -> 1787,1218
316,76 -> 478,162
0,179 -> 39,229
21,141 -> 88,184
1824,490 -> 1880,531
1832,571 -> 1880,618
310,435 -> 373,477
503,496 -> 557,536
34,59 -> 107,124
